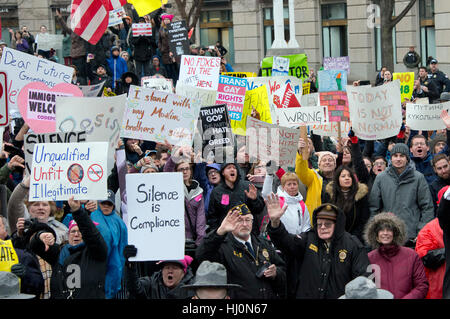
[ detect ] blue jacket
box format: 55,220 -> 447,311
411,151 -> 438,185
106,53 -> 128,89
194,163 -> 221,216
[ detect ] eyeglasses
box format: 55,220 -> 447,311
177,167 -> 191,172
373,162 -> 386,167
412,142 -> 427,147
208,170 -> 218,176
317,222 -> 334,229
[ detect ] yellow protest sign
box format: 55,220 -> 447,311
393,72 -> 414,102
302,82 -> 311,95
222,72 -> 257,78
0,240 -> 19,272
128,0 -> 168,17
231,85 -> 272,136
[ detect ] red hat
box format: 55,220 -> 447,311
437,186 -> 450,205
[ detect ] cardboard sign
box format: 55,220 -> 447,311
406,102 -> 449,130
393,72 -> 414,102
231,85 -> 272,136
302,82 -> 311,95
310,121 -> 351,137
141,77 -> 173,92
29,142 -> 108,201
320,91 -> 349,122
261,54 -> 309,80
346,80 -> 403,140
176,83 -> 217,106
36,34 -> 64,51
199,104 -> 233,154
222,72 -> 257,78
132,23 -> 153,37
246,117 -> 300,167
17,82 -> 83,133
318,70 -> 348,92
272,56 -> 290,76
216,75 -> 247,121
277,106 -> 329,128
108,7 -> 126,27
323,56 -> 350,74
178,55 -> 222,90
78,81 -> 105,97
0,48 -> 74,111
121,85 -> 201,146
24,131 -> 87,174
126,173 -> 185,262
167,20 -> 190,57
56,94 -> 127,172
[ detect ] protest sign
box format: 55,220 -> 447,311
167,20 -> 190,57
121,85 -> 201,146
301,92 -> 319,107
178,55 -> 221,90
393,72 -> 414,102
132,23 -> 153,36
415,97 -> 429,104
29,142 -> 108,201
272,56 -> 290,76
277,106 -> 328,128
406,102 -> 449,130
246,117 -> 299,167
0,48 -> 73,110
199,104 -> 233,156
310,121 -> 351,137
78,81 -> 105,97
56,94 -> 127,171
36,34 -> 64,51
261,54 -> 309,80
24,131 -> 87,174
323,56 -> 350,74
216,75 -> 247,121
318,70 -> 348,92
0,240 -> 18,272
346,80 -> 403,140
17,82 -> 83,133
302,82 -> 311,95
126,172 -> 185,262
320,91 -> 350,122
176,83 -> 217,106
230,85 -> 272,136
141,77 -> 174,92
108,7 -> 126,27
222,72 -> 257,78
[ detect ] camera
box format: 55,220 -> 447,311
255,263 -> 270,278
23,219 -> 36,236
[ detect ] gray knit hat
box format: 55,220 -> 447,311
390,143 -> 410,162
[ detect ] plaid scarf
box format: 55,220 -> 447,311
37,255 -> 52,299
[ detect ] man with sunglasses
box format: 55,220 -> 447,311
266,194 -> 370,299
196,203 -> 287,299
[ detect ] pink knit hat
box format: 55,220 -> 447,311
157,255 -> 193,274
68,220 -> 99,233
161,14 -> 174,21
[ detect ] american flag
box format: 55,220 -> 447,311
101,0 -> 127,11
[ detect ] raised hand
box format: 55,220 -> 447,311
216,209 -> 241,236
244,183 -> 258,200
264,193 -> 288,228
7,155 -> 25,170
441,109 -> 450,129
68,196 -> 81,212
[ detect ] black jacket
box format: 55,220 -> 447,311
430,177 -> 450,215
437,195 -> 450,298
125,265 -> 195,299
130,35 -> 156,62
267,204 -> 370,299
32,207 -> 108,299
196,230 -> 287,299
428,70 -> 450,94
412,77 -> 440,103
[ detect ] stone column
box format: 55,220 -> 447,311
271,0 -> 287,48
287,0 -> 299,48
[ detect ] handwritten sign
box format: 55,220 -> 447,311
323,56 -> 350,74
393,72 -> 414,102
277,106 -> 328,128
261,54 -> 309,80
199,104 -> 233,155
121,85 -> 201,146
167,20 -> 190,57
406,102 -> 450,130
78,81 -> 105,97
346,80 -> 402,140
56,94 -> 127,172
246,117 -> 300,167
216,75 -> 247,121
222,72 -> 257,78
0,48 -> 74,110
108,7 -> 126,27
310,121 -> 351,137
320,91 -> 349,122
178,55 -> 221,90
318,70 -> 348,92
176,83 -> 217,106
126,172 -> 185,262
29,142 -> 108,201
141,77 -> 173,92
132,23 -> 153,37
272,56 -> 290,76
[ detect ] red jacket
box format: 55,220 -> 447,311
415,218 -> 445,299
368,246 -> 429,299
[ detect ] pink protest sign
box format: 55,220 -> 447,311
216,75 -> 247,121
18,82 -> 83,133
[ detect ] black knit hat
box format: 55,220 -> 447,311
390,143 -> 410,162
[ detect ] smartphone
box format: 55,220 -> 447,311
250,175 -> 265,184
209,45 -> 214,50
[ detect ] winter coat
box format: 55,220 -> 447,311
31,207 -> 108,299
437,193 -> 450,298
430,177 -> 450,214
106,51 -> 128,89
115,71 -> 139,96
324,182 -> 370,243
415,218 -> 445,299
267,203 -> 370,299
411,151 -> 438,185
364,213 -> 429,299
125,265 -> 195,299
158,26 -> 173,65
184,180 -> 206,246
194,162 -> 221,217
87,31 -> 115,67
56,15 -> 88,58
275,186 -> 311,235
196,230 -> 287,299
369,163 -> 435,240
13,245 -> 45,298
130,34 -> 156,62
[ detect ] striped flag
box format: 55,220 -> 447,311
132,23 -> 153,37
101,0 -> 127,11
70,0 -> 109,45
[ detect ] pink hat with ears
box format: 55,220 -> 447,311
161,14 -> 174,21
157,255 -> 194,274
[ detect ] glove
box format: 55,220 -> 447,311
397,123 -> 406,139
123,245 -> 137,262
348,127 -> 358,144
11,263 -> 26,278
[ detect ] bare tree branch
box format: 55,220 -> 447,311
390,0 -> 417,27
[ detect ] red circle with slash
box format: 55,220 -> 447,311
87,164 -> 104,182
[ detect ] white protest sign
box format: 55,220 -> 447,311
178,55 -> 221,90
310,121 -> 351,137
141,77 -> 173,92
301,92 -> 319,107
108,7 -> 126,27
126,173 -> 185,262
277,106 -> 329,128
24,131 -> 87,174
272,56 -> 290,76
175,83 -> 217,106
246,117 -> 300,167
55,94 -> 127,171
406,102 -> 449,131
37,34 -> 64,51
0,48 -> 74,111
121,85 -> 201,146
29,142 -> 108,201
79,81 -> 105,97
346,80 -> 402,140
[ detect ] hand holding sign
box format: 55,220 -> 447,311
68,196 -> 81,212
